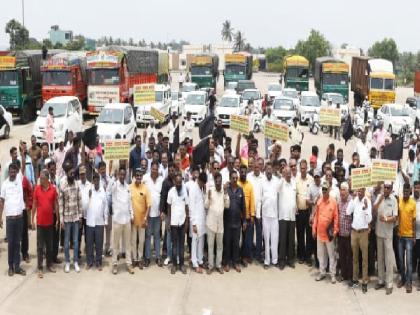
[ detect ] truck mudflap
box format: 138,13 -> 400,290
369,91 -> 396,109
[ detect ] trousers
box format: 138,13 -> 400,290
191,233 -> 204,268
278,220 -> 295,264
296,210 -> 314,261
351,230 -> 369,284
377,236 -> 394,288
145,216 -> 161,260
317,239 -> 336,275
86,225 -> 104,266
207,229 -> 223,269
21,209 -> 29,259
338,235 -> 352,281
112,222 -> 132,265
171,225 -> 185,267
37,225 -> 53,270
6,216 -> 23,270
262,217 -> 279,265
131,226 -> 146,262
64,221 -> 80,264
398,237 -> 414,284
223,226 -> 241,266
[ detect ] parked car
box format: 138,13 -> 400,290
0,105 -> 13,139
181,82 -> 198,100
377,103 -> 413,135
96,103 -> 137,144
321,92 -> 349,120
215,94 -> 241,126
136,84 -> 171,127
182,91 -> 208,124
406,96 -> 420,129
237,80 -> 256,94
225,81 -> 238,93
282,88 -> 300,107
267,82 -> 282,99
32,96 -> 83,144
272,96 -> 297,125
241,89 -> 262,109
298,91 -> 321,124
170,91 -> 183,116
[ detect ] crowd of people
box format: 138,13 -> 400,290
0,108 -> 419,298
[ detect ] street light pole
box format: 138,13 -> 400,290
22,0 -> 25,27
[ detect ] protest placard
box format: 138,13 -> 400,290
319,107 -> 341,127
371,159 -> 398,183
264,120 -> 288,142
230,114 -> 250,134
150,107 -> 165,123
104,140 -> 130,160
350,167 -> 372,190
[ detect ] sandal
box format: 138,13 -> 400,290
194,267 -> 203,274
38,271 -> 43,279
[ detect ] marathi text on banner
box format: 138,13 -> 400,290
371,159 -> 398,183
133,84 -> 155,105
230,114 -> 250,134
104,140 -> 130,160
264,120 -> 288,142
319,107 -> 341,127
150,107 -> 166,123
350,167 -> 372,190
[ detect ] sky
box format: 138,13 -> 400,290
1,0 -> 419,52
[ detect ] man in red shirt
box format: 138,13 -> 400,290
31,169 -> 58,278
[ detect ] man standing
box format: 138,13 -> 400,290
262,107 -> 274,159
110,167 -> 134,275
167,173 -> 189,274
213,119 -> 226,148
0,163 -> 26,276
337,182 -> 353,283
130,169 -> 151,269
31,169 -> 58,278
129,135 -> 145,180
373,181 -> 398,295
59,164 -> 83,273
78,166 -> 92,260
289,117 -> 304,146
168,113 -> 178,154
347,188 -> 372,293
205,172 -> 229,274
29,135 -> 42,179
53,141 -> 67,179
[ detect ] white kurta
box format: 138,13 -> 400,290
189,181 -> 206,236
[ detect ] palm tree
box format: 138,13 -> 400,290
233,31 -> 246,52
221,20 -> 234,42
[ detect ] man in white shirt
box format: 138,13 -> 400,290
167,173 -> 189,275
347,188 -> 372,293
278,166 -> 297,269
168,113 -> 178,154
289,117 -> 304,146
85,173 -> 108,270
261,162 -> 280,268
221,157 -> 238,185
78,166 -> 92,258
183,112 -> 194,142
262,106 -> 274,159
355,133 -> 370,166
0,163 -> 26,276
110,167 -> 134,275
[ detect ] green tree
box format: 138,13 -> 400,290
221,20 -> 234,42
42,39 -> 53,49
53,42 -> 64,49
233,31 -> 245,52
265,46 -> 288,72
397,52 -> 416,85
26,38 -> 42,49
368,38 -> 399,66
65,35 -> 85,50
294,29 -> 331,72
5,19 -> 29,50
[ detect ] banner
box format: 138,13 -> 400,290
230,114 -> 249,134
88,86 -> 119,111
150,107 -> 165,123
86,51 -> 120,68
104,140 -> 130,160
134,84 -> 155,105
371,159 -> 398,183
322,62 -> 349,73
319,107 -> 341,126
0,56 -> 16,69
264,120 -> 288,142
350,167 -> 372,190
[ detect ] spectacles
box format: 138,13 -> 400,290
322,188 -> 328,192
290,164 -> 297,168
384,186 -> 392,189
214,167 -> 220,170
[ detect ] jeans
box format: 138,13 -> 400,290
145,216 -> 161,260
296,210 -> 314,262
86,225 -> 104,266
223,227 -> 241,266
278,220 -> 296,264
253,218 -> 263,261
165,215 -> 172,260
6,216 -> 23,270
264,138 -> 272,159
242,219 -> 254,260
37,225 -> 54,270
64,222 -> 80,264
398,237 -> 414,284
21,209 -> 29,259
52,214 -> 60,260
171,225 -> 185,267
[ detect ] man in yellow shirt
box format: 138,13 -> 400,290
238,164 -> 255,265
398,183 -> 416,293
130,169 -> 151,269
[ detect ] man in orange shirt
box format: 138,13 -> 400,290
179,143 -> 190,171
312,181 -> 339,283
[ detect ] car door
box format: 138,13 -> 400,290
72,99 -> 83,132
66,101 -> 77,132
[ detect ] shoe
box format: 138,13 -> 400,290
24,256 -> 30,264
74,263 -> 80,273
244,257 -> 252,264
86,264 -> 92,270
349,280 -> 359,288
223,265 -> 230,273
15,268 -> 26,276
53,258 -> 62,264
315,274 -> 326,281
287,262 -> 295,269
127,265 -> 134,274
112,265 -> 118,275
397,280 -> 405,288
298,259 -> 304,264
156,259 -> 163,267
233,265 -> 241,273
138,261 -> 144,270
375,283 -> 385,290
8,268 -> 14,277
164,257 -> 171,266
144,259 -> 150,268
264,264 -> 269,270
337,275 -> 343,283
241,260 -> 248,268
206,268 -> 213,275
278,262 -> 285,270
305,260 -> 313,267
217,267 -> 224,275
98,266 -> 103,272
38,270 -> 43,279
406,284 -> 412,293
331,276 -> 336,284
171,265 -> 176,274
105,250 -> 112,257
362,284 -> 368,294
194,266 -> 203,274
181,266 -> 187,274
47,266 -> 56,273
386,287 -> 393,295
64,263 -> 70,273
121,253 -> 126,259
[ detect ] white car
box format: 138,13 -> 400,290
135,84 -> 171,127
282,88 -> 300,107
267,82 -> 282,99
215,94 -> 241,126
377,103 -> 413,135
181,82 -> 198,100
321,93 -> 349,120
170,91 -> 183,116
182,91 -> 208,124
298,91 -> 321,124
96,103 -> 137,144
0,105 -> 13,139
241,89 -> 262,109
272,96 -> 297,126
32,96 -> 83,144
225,81 -> 238,93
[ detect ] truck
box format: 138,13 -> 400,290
351,57 -> 395,109
283,55 -> 309,92
157,50 -> 169,84
189,54 -> 219,90
314,57 -> 349,101
41,52 -> 87,106
86,46 -> 158,115
415,70 -> 420,97
0,50 -> 63,123
224,52 -> 252,87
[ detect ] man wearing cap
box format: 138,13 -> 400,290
312,181 -> 339,283
373,181 -> 398,295
289,117 -> 304,146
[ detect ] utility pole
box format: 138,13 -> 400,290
22,0 -> 25,27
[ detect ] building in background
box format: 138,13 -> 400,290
49,25 -> 73,46
179,43 -> 233,71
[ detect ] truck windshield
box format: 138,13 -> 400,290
302,96 -> 320,107
225,65 -> 245,75
242,90 -> 260,100
191,66 -> 211,75
238,82 -> 256,91
43,71 -> 71,86
39,102 -> 67,117
323,73 -> 348,85
384,79 -> 394,90
0,70 -> 17,86
273,99 -> 294,110
220,97 -> 239,107
182,84 -> 196,92
286,67 -> 308,79
370,78 -> 383,90
325,94 -> 344,104
283,90 -> 298,99
155,91 -> 164,102
89,69 -> 119,85
97,108 -> 123,124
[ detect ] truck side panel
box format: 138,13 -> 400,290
415,71 -> 420,96
351,57 -> 369,97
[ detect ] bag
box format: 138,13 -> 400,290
327,221 -> 334,241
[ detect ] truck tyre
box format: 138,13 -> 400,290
3,124 -> 10,139
21,104 -> 31,124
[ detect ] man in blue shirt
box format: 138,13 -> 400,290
129,135 -> 145,179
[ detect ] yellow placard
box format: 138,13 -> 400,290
350,167 -> 372,190
371,159 -> 397,183
104,140 -> 130,160
230,114 -> 249,134
150,107 -> 165,123
322,63 -> 349,73
0,56 -> 16,69
264,120 -> 288,142
225,54 -> 246,64
319,107 -> 341,126
133,84 -> 155,105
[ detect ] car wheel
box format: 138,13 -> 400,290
3,124 -> 10,139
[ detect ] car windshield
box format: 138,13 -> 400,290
302,96 -> 320,107
325,94 -> 344,104
242,90 -> 260,100
186,94 -> 205,105
191,66 -> 211,75
182,84 -> 196,92
384,79 -> 394,90
286,67 -> 308,79
273,99 -> 294,110
238,82 -> 255,91
39,102 -> 67,117
89,69 -> 119,85
390,107 -> 410,117
225,65 -> 245,75
42,71 -> 71,86
97,108 -> 123,123
0,70 -> 17,86
268,84 -> 281,91
171,93 -> 179,100
220,97 -> 239,107
283,90 -> 298,99
370,78 -> 383,90
155,91 -> 164,102
323,73 -> 348,85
